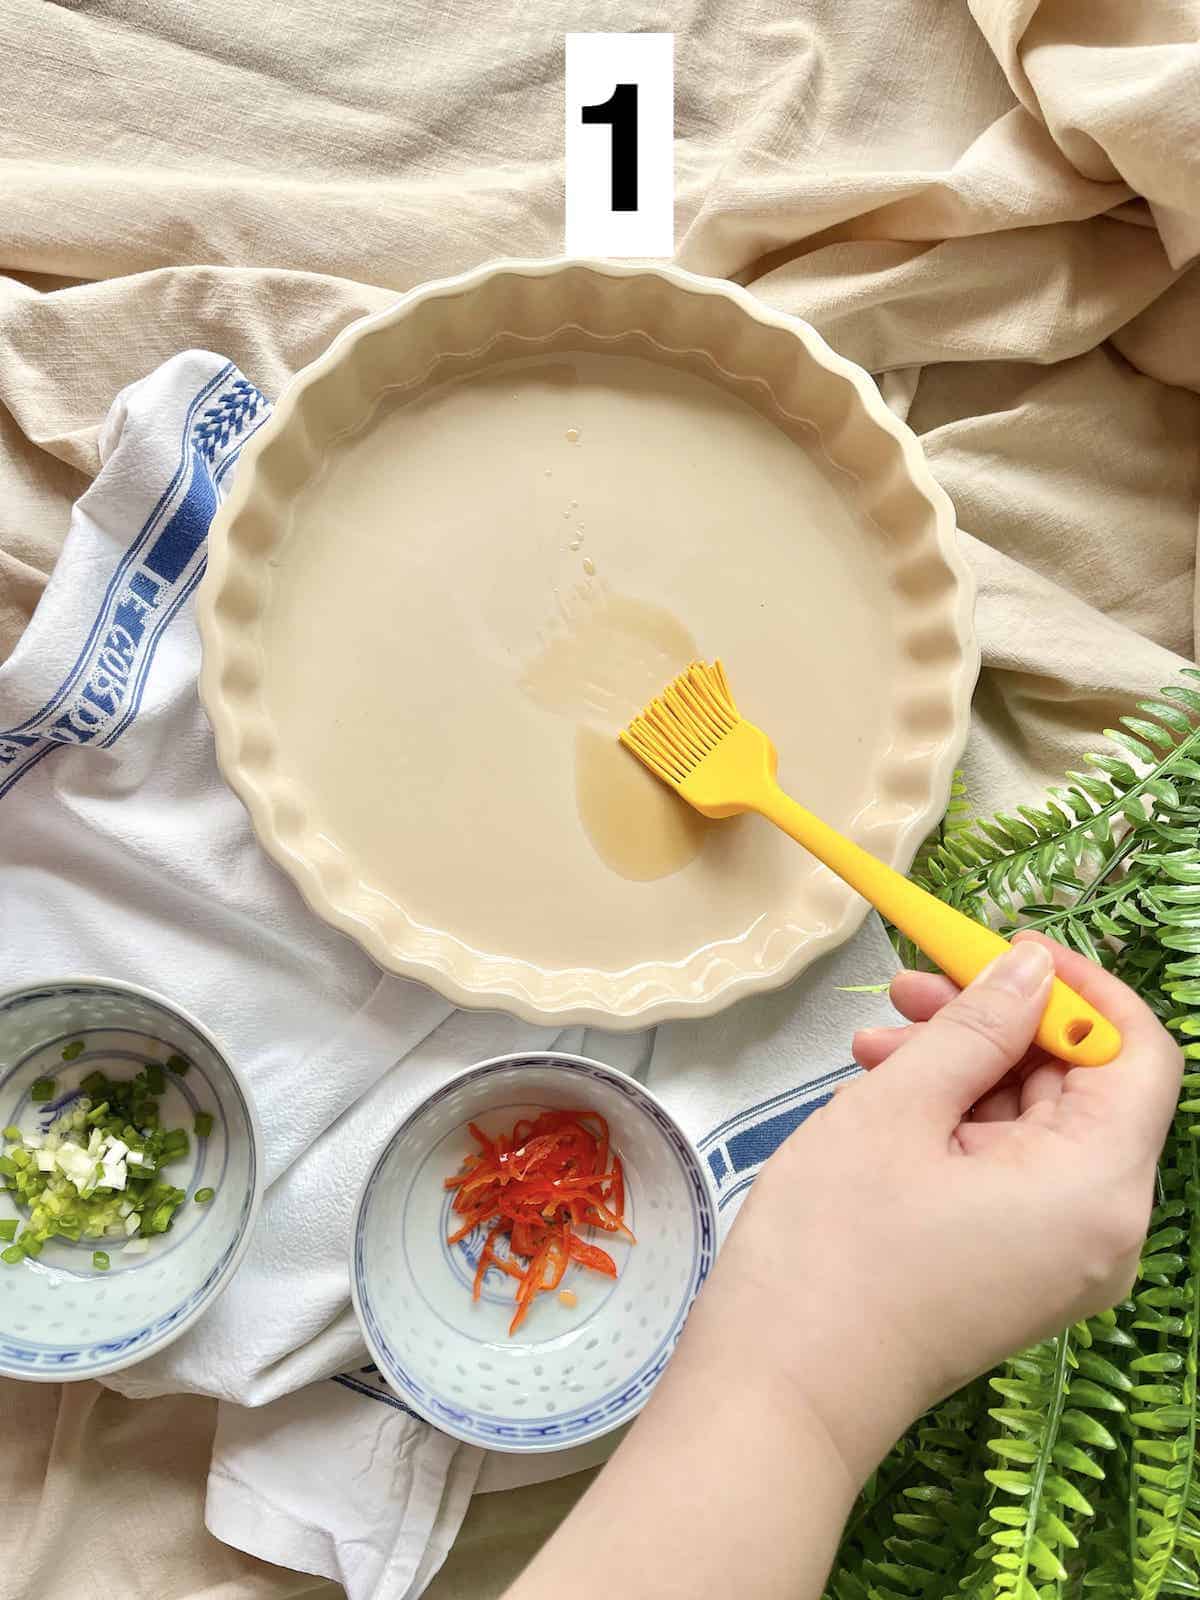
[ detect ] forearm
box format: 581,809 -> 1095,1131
507,938 -> 1178,1600
504,1176 -> 930,1600
499,1201 -> 924,1600
506,1349 -> 857,1600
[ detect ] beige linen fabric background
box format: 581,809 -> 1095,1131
1,1 -> 1198,1597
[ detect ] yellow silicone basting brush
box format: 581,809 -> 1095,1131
620,660 -> 1120,1068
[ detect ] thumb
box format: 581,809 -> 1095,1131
869,940 -> 1055,1129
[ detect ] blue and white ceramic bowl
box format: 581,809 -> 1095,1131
0,978 -> 263,1381
352,1052 -> 718,1452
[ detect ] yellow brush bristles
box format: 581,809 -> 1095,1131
619,661 -> 740,786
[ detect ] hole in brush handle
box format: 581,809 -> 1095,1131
1042,988 -> 1121,1065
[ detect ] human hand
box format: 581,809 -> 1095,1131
503,936 -> 1180,1600
696,932 -> 1182,1480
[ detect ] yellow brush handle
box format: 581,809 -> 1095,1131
759,786 -> 1121,1067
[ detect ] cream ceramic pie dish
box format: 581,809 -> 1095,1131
198,258 -> 977,1028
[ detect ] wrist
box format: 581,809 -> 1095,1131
646,1321 -> 864,1535
515,1294 -> 874,1600
679,1187 -> 933,1483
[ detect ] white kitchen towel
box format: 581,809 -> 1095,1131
0,350 -> 901,1595
207,1373 -> 484,1599
206,909 -> 898,1579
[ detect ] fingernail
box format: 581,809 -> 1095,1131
987,941 -> 1053,997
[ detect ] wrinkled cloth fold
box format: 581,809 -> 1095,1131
0,348 -> 899,1596
2,0 -> 1198,1597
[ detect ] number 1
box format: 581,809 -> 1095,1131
581,83 -> 638,212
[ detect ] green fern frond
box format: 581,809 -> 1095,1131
834,672 -> 1200,1600
913,683 -> 1200,928
981,1317 -> 1127,1599
822,1385 -> 991,1600
902,769 -> 974,967
1124,1117 -> 1200,1600
879,1385 -> 994,1597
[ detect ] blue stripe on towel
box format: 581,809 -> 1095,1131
331,1368 -> 421,1420
698,1066 -> 858,1209
0,366 -> 269,800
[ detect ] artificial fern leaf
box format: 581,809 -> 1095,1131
1106,728 -> 1158,764
1144,703 -> 1193,734
1124,1121 -> 1200,1600
981,1326 -> 1119,1596
855,674 -> 1200,1600
1124,718 -> 1178,752
821,1386 -> 992,1600
910,767 -> 972,887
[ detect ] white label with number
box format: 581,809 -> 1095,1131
565,32 -> 674,259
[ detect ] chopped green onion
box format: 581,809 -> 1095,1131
61,1040 -> 85,1061
3,1125 -> 20,1141
194,1187 -> 215,1205
29,1079 -> 55,1103
1,1062 -> 199,1262
1,1245 -> 22,1265
166,1055 -> 190,1076
0,1220 -> 16,1242
92,1250 -> 110,1271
